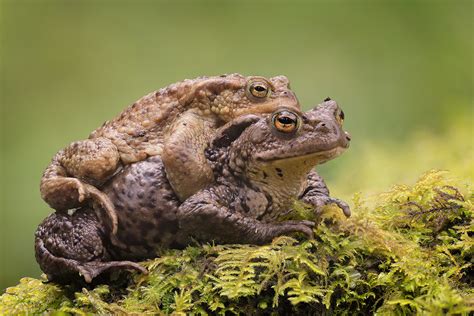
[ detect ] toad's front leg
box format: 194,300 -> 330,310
298,170 -> 351,217
178,190 -> 315,245
162,110 -> 217,201
35,209 -> 147,284
40,137 -> 120,233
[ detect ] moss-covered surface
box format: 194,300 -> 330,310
1,170 -> 472,315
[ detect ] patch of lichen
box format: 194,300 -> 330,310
1,170 -> 472,315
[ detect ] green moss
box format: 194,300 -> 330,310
1,170 -> 473,315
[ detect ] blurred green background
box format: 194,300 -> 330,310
0,0 -> 472,292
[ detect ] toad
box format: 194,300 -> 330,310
40,74 -> 301,233
35,99 -> 350,283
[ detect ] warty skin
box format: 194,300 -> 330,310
40,74 -> 301,235
35,99 -> 350,283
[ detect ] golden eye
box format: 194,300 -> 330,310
272,110 -> 300,133
336,110 -> 345,126
247,80 -> 271,99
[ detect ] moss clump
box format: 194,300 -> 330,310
1,170 -> 473,315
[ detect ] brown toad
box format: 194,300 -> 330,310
40,74 -> 300,233
35,99 -> 350,283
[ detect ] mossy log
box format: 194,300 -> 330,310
1,171 -> 473,315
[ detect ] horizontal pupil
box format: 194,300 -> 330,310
254,85 -> 266,92
278,117 -> 294,124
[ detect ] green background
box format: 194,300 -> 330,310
0,0 -> 472,292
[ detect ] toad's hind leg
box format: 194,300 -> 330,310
40,137 -> 120,233
162,111 -> 217,201
35,210 -> 147,284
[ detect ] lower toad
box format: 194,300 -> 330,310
35,99 -> 351,283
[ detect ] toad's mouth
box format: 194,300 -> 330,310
255,145 -> 348,164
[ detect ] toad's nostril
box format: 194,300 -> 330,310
345,132 -> 352,141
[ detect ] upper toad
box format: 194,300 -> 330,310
40,74 -> 301,233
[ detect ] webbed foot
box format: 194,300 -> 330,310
76,260 -> 148,283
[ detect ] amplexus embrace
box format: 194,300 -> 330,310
36,75 -> 350,283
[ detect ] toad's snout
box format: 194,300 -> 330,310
309,98 -> 351,148
342,132 -> 351,148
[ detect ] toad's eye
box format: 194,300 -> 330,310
247,81 -> 271,99
336,110 -> 345,125
272,110 -> 300,133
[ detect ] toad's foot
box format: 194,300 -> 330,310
86,183 -> 119,235
299,171 -> 351,218
42,256 -> 147,284
275,220 -> 316,239
41,177 -> 118,234
76,261 -> 148,283
35,209 -> 143,284
326,197 -> 351,217
303,194 -> 351,218
40,137 -> 121,232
